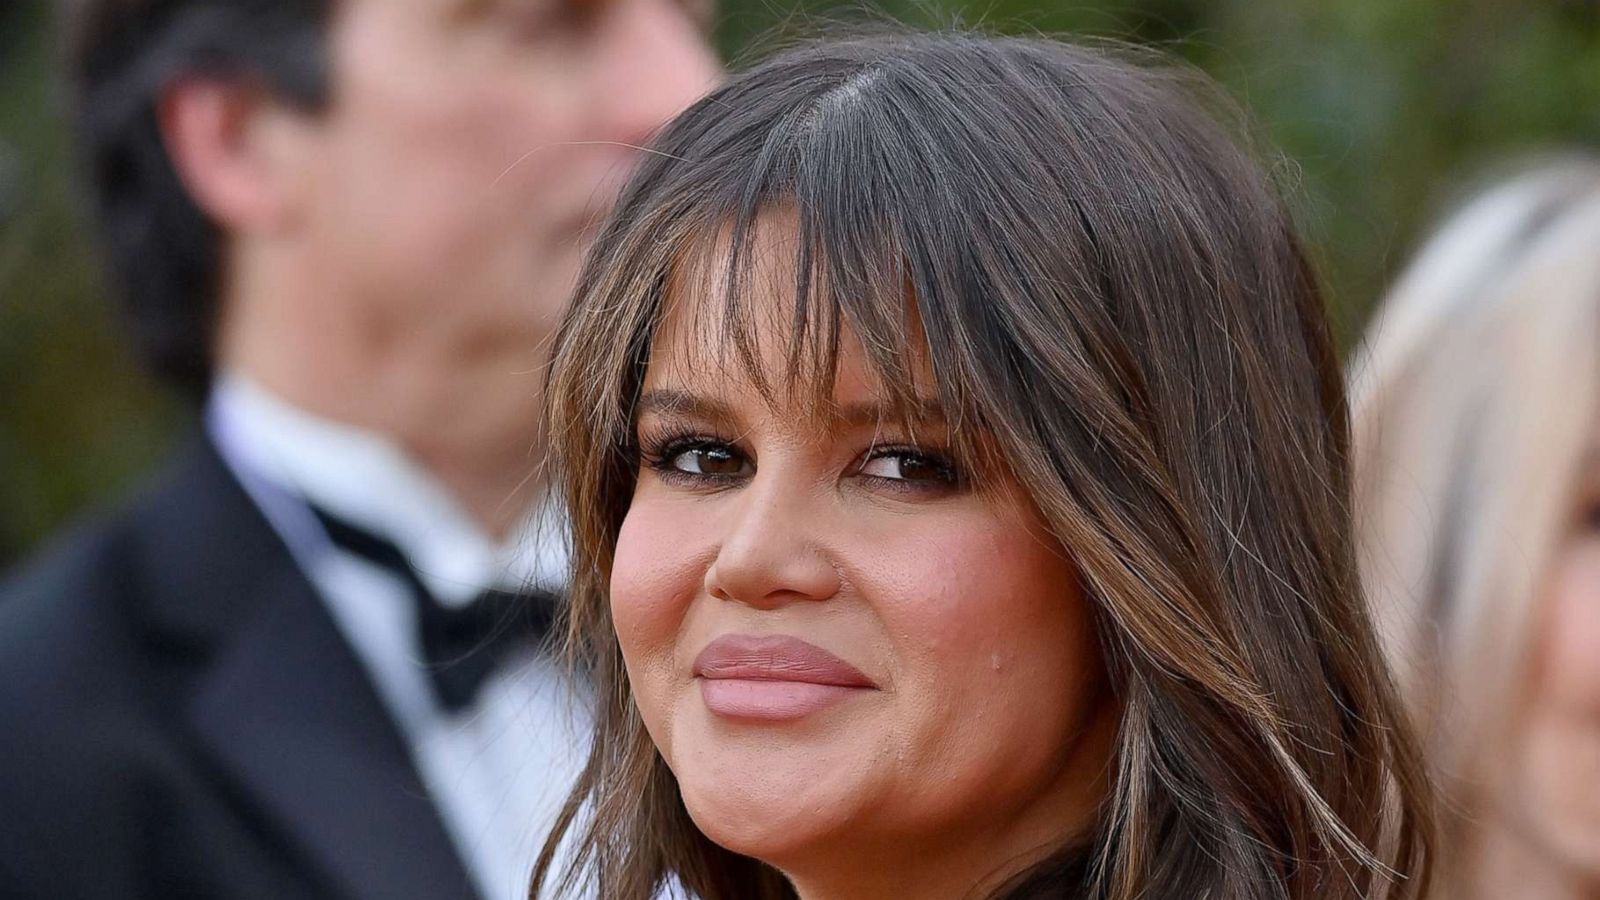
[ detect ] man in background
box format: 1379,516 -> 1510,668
0,1 -> 716,898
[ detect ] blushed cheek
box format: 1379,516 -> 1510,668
861,508 -> 1100,824
610,491 -> 716,752
611,499 -> 703,660
876,517 -> 1077,666
864,510 -> 1092,755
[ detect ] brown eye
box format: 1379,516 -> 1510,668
670,444 -> 751,477
858,450 -> 956,484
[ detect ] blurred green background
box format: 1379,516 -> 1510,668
2,0 -> 1599,566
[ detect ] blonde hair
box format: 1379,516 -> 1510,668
1350,155 -> 1600,893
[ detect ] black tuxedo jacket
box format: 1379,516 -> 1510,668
0,437 -> 482,900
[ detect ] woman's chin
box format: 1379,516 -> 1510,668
664,693 -> 885,853
674,762 -> 862,863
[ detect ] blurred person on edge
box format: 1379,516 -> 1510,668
0,2 -> 717,899
1351,156 -> 1600,900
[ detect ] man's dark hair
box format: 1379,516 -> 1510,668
67,0 -> 331,396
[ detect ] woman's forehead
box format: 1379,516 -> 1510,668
642,301 -> 900,416
641,296 -> 953,447
654,219 -> 860,361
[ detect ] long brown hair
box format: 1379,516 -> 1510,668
535,31 -> 1433,900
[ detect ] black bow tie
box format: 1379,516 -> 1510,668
311,508 -> 557,714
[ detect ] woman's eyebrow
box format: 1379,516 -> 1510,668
832,398 -> 947,427
636,389 -> 946,428
636,389 -> 739,425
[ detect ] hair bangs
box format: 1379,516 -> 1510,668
644,83 -> 1007,477
539,33 -> 1435,900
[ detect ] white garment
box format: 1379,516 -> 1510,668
206,373 -> 590,900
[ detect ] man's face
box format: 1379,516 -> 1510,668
291,0 -> 718,393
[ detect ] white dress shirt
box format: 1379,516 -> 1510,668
206,373 -> 591,900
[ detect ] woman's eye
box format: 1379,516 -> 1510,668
669,444 -> 751,477
857,450 -> 956,485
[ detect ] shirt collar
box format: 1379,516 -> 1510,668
205,372 -> 566,605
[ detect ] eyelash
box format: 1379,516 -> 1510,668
859,444 -> 962,491
638,428 -> 747,488
635,428 -> 963,494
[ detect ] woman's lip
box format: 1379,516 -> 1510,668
692,634 -> 877,688
698,680 -> 865,721
693,635 -> 877,721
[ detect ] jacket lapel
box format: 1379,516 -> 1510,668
136,437 -> 480,900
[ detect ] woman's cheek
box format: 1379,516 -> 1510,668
611,490 -> 715,745
864,512 -> 1059,655
876,508 -> 1087,717
612,488 -> 708,631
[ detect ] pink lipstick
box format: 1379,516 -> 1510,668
693,634 -> 877,721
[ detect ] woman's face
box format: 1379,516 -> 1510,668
608,225 -> 1115,888
1506,448 -> 1600,878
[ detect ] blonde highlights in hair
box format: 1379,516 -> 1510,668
538,32 -> 1433,900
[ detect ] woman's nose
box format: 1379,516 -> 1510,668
703,475 -> 841,609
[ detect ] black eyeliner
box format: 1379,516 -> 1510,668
855,443 -> 965,493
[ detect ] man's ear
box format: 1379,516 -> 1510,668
157,77 -> 316,234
